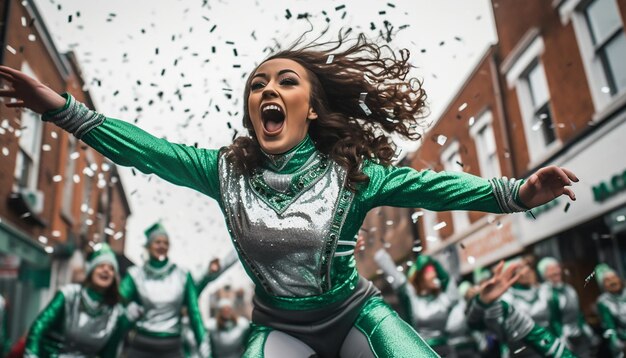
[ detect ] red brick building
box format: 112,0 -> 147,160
358,0 -> 626,323
0,0 -> 131,341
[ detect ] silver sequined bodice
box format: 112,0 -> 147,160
408,284 -> 456,341
128,264 -> 187,334
503,285 -> 550,328
207,317 -> 249,358
219,154 -> 350,297
60,284 -> 121,357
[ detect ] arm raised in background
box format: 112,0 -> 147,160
361,160 -> 578,214
196,250 -> 239,295
0,66 -> 221,200
468,262 -> 575,358
184,273 -> 212,358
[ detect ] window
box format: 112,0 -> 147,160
559,0 -> 626,111
583,0 -> 626,95
441,141 -> 471,233
470,110 -> 502,179
523,61 -> 557,147
13,63 -> 43,190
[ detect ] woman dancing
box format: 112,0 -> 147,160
0,32 -> 579,357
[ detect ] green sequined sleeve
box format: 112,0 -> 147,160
80,118 -> 220,200
361,163 -> 503,213
119,273 -> 139,305
25,291 -> 65,357
184,273 -> 208,347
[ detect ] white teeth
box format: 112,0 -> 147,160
262,104 -> 282,113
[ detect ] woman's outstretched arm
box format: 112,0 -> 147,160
362,161 -> 578,214
0,66 -> 220,200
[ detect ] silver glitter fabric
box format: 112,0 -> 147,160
127,264 -> 187,334
61,284 -> 122,356
219,155 -> 348,297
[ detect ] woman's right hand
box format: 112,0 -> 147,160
0,65 -> 66,114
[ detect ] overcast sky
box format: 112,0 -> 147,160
29,0 -> 497,290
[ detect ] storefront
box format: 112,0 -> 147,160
513,109 -> 626,319
0,219 -> 51,343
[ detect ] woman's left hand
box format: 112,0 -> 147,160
518,165 -> 579,209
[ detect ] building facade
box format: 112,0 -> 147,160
0,0 -> 131,342
358,0 -> 626,324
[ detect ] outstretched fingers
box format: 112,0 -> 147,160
562,187 -> 576,201
0,89 -> 17,98
561,167 -> 579,182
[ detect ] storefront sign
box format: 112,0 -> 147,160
593,168 -> 626,202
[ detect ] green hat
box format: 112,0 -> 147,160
595,263 -> 617,288
407,255 -> 450,289
473,267 -> 491,284
458,280 -> 473,297
86,242 -> 118,276
537,257 -> 559,280
144,222 -> 168,245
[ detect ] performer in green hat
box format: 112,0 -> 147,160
1,32 -> 579,356
25,243 -> 135,358
595,263 -> 626,357
374,249 -> 462,356
537,257 -> 595,357
119,222 -> 211,358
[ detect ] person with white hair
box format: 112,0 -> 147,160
537,257 -> 594,357
595,263 -> 626,358
206,298 -> 250,358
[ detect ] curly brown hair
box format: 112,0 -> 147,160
226,32 -> 428,190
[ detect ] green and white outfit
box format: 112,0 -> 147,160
595,264 -> 626,358
0,294 -> 10,356
120,257 -> 210,358
375,250 -> 462,356
207,315 -> 250,358
467,297 -> 574,357
25,244 -> 132,358
43,93 -> 534,358
500,283 -> 551,357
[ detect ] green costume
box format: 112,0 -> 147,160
595,264 -> 626,357
25,243 -> 132,358
467,297 -> 574,357
43,93 -> 532,357
119,223 -> 210,358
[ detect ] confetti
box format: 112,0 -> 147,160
359,92 -> 372,116
436,134 -> 447,146
564,203 -> 570,212
326,54 -> 334,64
433,222 -> 447,231
52,175 -> 62,182
584,271 -> 595,287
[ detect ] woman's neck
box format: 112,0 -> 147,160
260,135 -> 317,174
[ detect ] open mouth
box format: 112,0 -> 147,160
261,103 -> 285,135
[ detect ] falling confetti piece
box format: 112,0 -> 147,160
433,221 -> 447,231
436,134 -> 447,146
326,54 -> 334,64
584,271 -> 595,287
467,256 -> 475,264
564,203 -> 570,212
52,175 -> 62,182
